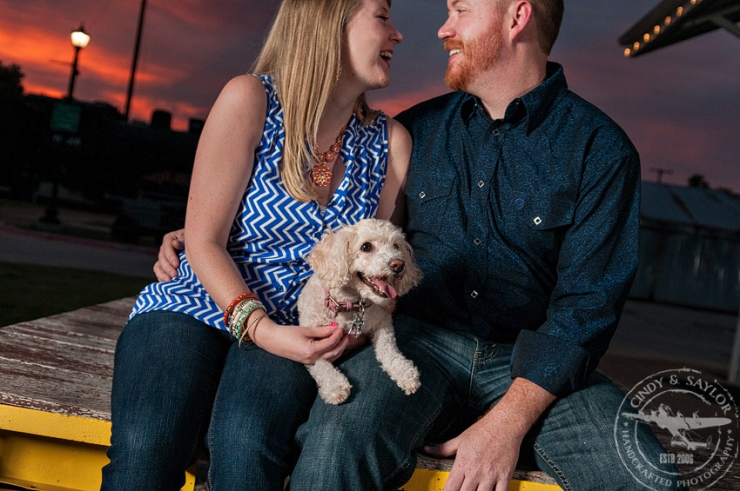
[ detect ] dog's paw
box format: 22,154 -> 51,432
398,365 -> 421,395
318,380 -> 352,405
307,360 -> 352,405
385,360 -> 420,395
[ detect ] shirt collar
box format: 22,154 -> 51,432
460,62 -> 569,134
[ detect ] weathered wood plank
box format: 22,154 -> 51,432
4,297 -> 132,340
0,365 -> 111,418
0,333 -> 115,374
0,298 -> 132,418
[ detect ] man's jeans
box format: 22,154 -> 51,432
290,314 -> 679,490
101,311 -> 317,490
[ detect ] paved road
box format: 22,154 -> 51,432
0,224 -> 158,279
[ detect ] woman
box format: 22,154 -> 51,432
101,0 -> 408,488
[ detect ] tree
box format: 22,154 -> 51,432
0,61 -> 24,101
688,174 -> 710,189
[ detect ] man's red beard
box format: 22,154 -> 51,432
444,31 -> 502,91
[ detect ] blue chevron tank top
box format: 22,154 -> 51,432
130,74 -> 389,328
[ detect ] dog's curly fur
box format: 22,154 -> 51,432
297,218 -> 422,405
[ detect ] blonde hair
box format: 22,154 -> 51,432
252,0 -> 381,202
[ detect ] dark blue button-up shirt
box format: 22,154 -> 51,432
395,63 -> 640,396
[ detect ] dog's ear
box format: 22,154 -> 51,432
307,228 -> 353,289
395,240 -> 422,296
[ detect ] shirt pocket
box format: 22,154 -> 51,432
503,194 -> 575,256
405,175 -> 455,238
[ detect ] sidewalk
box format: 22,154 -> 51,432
603,299 -> 739,389
0,199 -> 158,278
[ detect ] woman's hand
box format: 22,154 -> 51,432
250,315 -> 351,364
154,229 -> 185,282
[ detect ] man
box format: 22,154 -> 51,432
288,1 -> 677,489
156,1 -> 677,489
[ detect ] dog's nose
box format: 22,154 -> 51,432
389,259 -> 405,274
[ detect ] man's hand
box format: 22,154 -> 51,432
425,409 -> 523,491
154,229 -> 185,281
424,378 -> 556,491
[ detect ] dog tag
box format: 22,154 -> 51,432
348,315 -> 364,338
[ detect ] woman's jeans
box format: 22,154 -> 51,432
289,314 -> 680,491
101,311 -> 317,491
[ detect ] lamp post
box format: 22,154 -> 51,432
40,24 -> 90,227
67,24 -> 90,100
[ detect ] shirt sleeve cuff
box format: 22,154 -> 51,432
510,330 -> 592,397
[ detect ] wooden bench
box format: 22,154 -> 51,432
0,299 -> 560,491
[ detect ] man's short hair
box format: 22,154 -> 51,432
529,0 -> 564,55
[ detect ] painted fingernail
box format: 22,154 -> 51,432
331,322 -> 338,328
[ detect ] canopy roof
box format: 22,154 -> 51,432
619,0 -> 740,57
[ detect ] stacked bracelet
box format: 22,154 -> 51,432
225,294 -> 266,347
242,311 -> 266,346
224,292 -> 259,326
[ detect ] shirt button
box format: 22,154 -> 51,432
533,216 -> 542,225
478,180 -> 485,188
471,290 -> 479,299
419,191 -> 426,199
473,238 -> 481,246
492,129 -> 500,136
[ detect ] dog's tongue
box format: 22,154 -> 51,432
370,277 -> 397,299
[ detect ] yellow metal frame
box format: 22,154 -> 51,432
401,467 -> 563,491
0,404 -> 195,491
1,403 -> 560,491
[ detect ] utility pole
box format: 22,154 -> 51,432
649,167 -> 673,184
124,0 -> 146,120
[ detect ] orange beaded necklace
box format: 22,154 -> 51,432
310,126 -> 347,187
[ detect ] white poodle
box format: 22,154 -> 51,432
298,218 -> 422,405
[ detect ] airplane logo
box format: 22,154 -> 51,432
622,403 -> 732,451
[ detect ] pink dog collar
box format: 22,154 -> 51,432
323,290 -> 373,318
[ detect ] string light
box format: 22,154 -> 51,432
625,1 -> 705,58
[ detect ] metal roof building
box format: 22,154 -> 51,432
631,182 -> 740,312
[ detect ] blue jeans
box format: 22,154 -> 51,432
101,311 -> 317,490
289,315 -> 679,490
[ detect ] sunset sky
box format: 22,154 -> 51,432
1,0 -> 739,191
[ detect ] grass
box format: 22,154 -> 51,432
0,261 -> 150,327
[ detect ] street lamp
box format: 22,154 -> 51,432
39,24 -> 90,227
67,24 -> 90,99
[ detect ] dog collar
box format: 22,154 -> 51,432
323,289 -> 373,318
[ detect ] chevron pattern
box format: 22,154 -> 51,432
131,75 -> 389,330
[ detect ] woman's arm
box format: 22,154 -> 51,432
184,75 -> 264,311
375,117 -> 412,226
185,75 -> 347,364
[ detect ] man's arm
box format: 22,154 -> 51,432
153,229 -> 184,282
425,378 -> 555,491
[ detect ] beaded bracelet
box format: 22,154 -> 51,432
228,298 -> 266,342
224,292 -> 259,326
230,303 -> 253,339
239,311 -> 266,348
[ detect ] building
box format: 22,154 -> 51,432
632,182 -> 740,312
